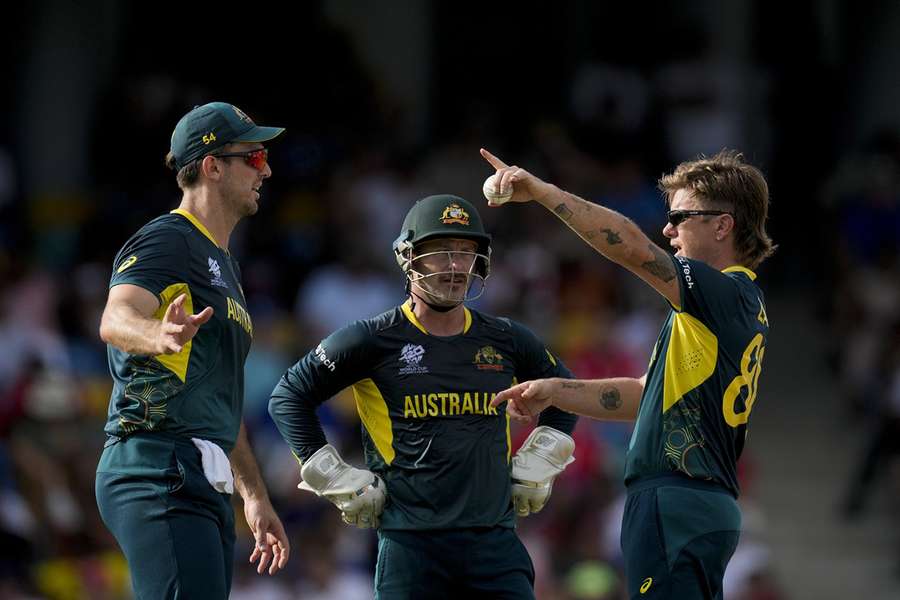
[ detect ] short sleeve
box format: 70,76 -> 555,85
110,227 -> 189,297
673,255 -> 745,331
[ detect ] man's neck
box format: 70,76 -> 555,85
178,189 -> 237,249
706,249 -> 742,272
409,295 -> 467,336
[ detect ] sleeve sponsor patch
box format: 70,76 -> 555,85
315,343 -> 337,372
116,255 -> 138,273
675,255 -> 696,290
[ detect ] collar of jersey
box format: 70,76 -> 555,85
170,208 -> 224,249
722,265 -> 756,280
401,300 -> 472,336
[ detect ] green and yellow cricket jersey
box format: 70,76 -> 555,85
103,209 -> 253,453
625,255 -> 769,497
269,302 -> 577,530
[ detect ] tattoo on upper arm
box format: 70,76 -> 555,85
641,243 -> 676,282
561,381 -> 585,389
599,385 -> 623,411
553,203 -> 574,222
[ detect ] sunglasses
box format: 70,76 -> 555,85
211,148 -> 268,171
667,209 -> 732,227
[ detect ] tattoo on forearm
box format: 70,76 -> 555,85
600,228 -> 622,245
641,243 -> 676,282
561,381 -> 585,389
553,203 -> 574,222
582,228 -> 622,245
599,386 -> 623,411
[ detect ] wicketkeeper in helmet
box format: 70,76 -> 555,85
269,194 -> 577,599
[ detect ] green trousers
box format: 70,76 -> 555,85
95,432 -> 235,600
622,474 -> 741,600
375,526 -> 535,600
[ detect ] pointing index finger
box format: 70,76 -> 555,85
480,148 -> 509,171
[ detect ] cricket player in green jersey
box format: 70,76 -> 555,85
268,194 -> 578,599
95,102 -> 290,599
484,148 -> 775,600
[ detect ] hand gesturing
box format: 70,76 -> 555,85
480,148 -> 550,205
491,379 -> 556,423
156,293 -> 213,354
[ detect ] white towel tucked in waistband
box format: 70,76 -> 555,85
191,438 -> 234,495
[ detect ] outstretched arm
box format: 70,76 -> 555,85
99,284 -> 213,355
491,375 -> 646,423
480,149 -> 679,307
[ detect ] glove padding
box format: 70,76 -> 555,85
298,444 -> 386,528
511,426 -> 575,517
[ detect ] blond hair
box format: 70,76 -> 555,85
659,150 -> 776,269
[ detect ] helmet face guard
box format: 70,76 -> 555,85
400,246 -> 490,305
393,195 -> 491,306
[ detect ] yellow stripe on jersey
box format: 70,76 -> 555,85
401,300 -> 473,335
545,349 -> 557,366
401,301 -> 428,334
352,378 -> 396,465
722,265 -> 757,280
663,313 -> 717,413
171,208 -> 222,249
153,283 -> 194,383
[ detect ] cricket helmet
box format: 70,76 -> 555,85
393,194 -> 492,304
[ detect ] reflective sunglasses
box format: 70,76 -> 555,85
212,148 -> 268,171
667,209 -> 732,227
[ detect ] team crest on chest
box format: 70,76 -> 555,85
399,344 -> 428,375
208,257 -> 228,288
474,346 -> 505,371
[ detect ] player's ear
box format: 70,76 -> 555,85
200,154 -> 223,181
716,213 -> 735,240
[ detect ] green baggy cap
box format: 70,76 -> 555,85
169,102 -> 285,169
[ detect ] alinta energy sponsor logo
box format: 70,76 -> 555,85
398,344 -> 428,375
473,346 -> 505,371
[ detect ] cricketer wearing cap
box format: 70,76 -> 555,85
95,102 -> 290,599
269,195 -> 578,600
484,149 -> 775,600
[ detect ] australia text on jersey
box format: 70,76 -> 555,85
403,391 -> 500,418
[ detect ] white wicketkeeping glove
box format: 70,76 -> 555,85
511,426 -> 575,517
298,444 -> 386,529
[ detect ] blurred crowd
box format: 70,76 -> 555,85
826,131 -> 900,570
